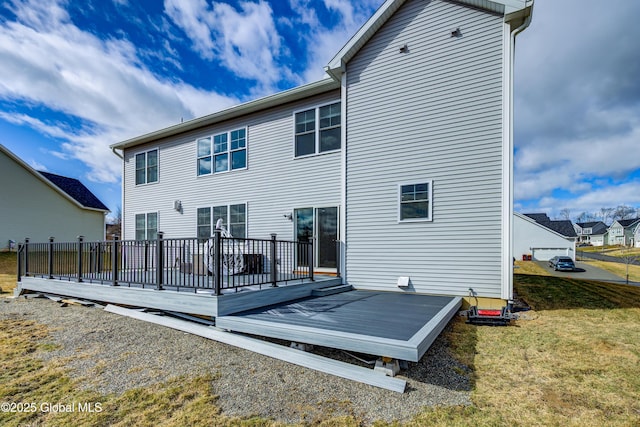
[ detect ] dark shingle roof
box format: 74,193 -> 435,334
576,221 -> 608,235
618,218 -> 640,228
39,171 -> 109,211
524,213 -> 577,238
524,213 -> 551,223
541,220 -> 578,238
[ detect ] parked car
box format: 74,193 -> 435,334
548,256 -> 575,271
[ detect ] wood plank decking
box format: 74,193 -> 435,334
216,290 -> 462,361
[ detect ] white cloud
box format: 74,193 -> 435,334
164,0 -> 290,90
514,0 -> 640,208
0,0 -> 239,183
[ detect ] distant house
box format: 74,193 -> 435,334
574,221 -> 608,246
0,144 -> 109,248
514,213 -> 577,261
608,218 -> 640,246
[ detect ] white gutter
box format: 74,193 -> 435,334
503,6 -> 533,301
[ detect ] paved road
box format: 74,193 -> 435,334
535,261 -> 640,287
577,251 -> 640,265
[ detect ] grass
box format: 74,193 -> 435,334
0,252 -> 17,296
2,256 -> 640,425
581,259 -> 640,283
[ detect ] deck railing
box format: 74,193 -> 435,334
17,231 -> 316,295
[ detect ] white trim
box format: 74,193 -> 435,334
397,181 -> 433,223
501,21 -> 512,300
195,202 -> 248,239
293,205 -> 341,271
340,71 -> 348,282
292,99 -> 342,159
133,211 -> 159,240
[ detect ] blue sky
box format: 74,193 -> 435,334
1,0 -> 639,223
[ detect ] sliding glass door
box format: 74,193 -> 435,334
294,206 -> 338,270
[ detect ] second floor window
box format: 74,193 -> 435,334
198,128 -> 247,176
135,149 -> 158,185
295,101 -> 341,157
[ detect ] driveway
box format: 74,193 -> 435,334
577,250 -> 640,265
535,261 -> 640,286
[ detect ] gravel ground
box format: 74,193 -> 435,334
0,295 -> 471,425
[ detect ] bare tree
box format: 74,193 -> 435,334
613,205 -> 636,221
576,211 -> 596,223
559,208 -> 572,221
599,207 -> 614,225
620,246 -> 639,285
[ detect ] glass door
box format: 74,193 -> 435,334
294,207 -> 338,270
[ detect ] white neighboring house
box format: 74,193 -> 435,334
0,144 -> 109,248
111,0 -> 534,303
514,213 -> 577,261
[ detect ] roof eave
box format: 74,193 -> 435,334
111,78 -> 340,151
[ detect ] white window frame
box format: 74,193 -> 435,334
397,181 -> 433,223
134,212 -> 159,240
293,100 -> 341,158
196,203 -> 247,239
196,127 -> 247,176
134,148 -> 159,185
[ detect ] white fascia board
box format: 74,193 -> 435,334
111,78 -> 339,151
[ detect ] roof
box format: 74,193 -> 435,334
111,78 -> 339,151
0,144 -> 109,213
522,213 -> 577,238
576,221 -> 608,235
39,172 -> 109,211
325,0 -> 534,79
113,0 -> 533,152
617,218 -> 640,228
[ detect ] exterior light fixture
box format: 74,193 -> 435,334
451,28 -> 462,37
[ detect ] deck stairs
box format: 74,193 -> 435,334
311,283 -> 352,297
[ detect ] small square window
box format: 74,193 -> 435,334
399,182 -> 432,222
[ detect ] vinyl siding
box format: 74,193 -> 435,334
122,90 -> 342,241
345,0 -> 506,297
0,150 -> 105,245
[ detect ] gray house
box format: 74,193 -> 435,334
608,218 -> 640,246
0,144 -> 108,248
574,221 -> 608,247
111,0 -> 533,304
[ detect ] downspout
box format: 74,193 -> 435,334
111,147 -> 124,160
504,8 -> 533,301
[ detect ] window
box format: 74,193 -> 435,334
135,212 -> 158,240
295,102 -> 341,157
399,182 -> 432,222
197,204 -> 246,239
197,128 -> 246,176
135,149 -> 158,185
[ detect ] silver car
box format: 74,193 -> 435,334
548,256 -> 575,271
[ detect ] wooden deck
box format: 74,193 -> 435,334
216,290 -> 462,361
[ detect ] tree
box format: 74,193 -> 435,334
599,207 -> 614,225
613,205 -> 636,221
559,208 -> 571,221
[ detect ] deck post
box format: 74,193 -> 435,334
111,234 -> 119,286
48,236 -> 54,279
17,243 -> 23,282
270,233 -> 277,287
335,240 -> 341,278
77,235 -> 84,283
156,232 -> 164,290
214,229 -> 222,295
307,240 -> 314,281
24,238 -> 30,278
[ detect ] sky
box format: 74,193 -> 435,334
0,0 -> 639,224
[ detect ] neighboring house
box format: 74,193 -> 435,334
574,221 -> 608,246
111,0 -> 534,303
0,144 -> 109,248
608,218 -> 640,246
514,213 -> 577,261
